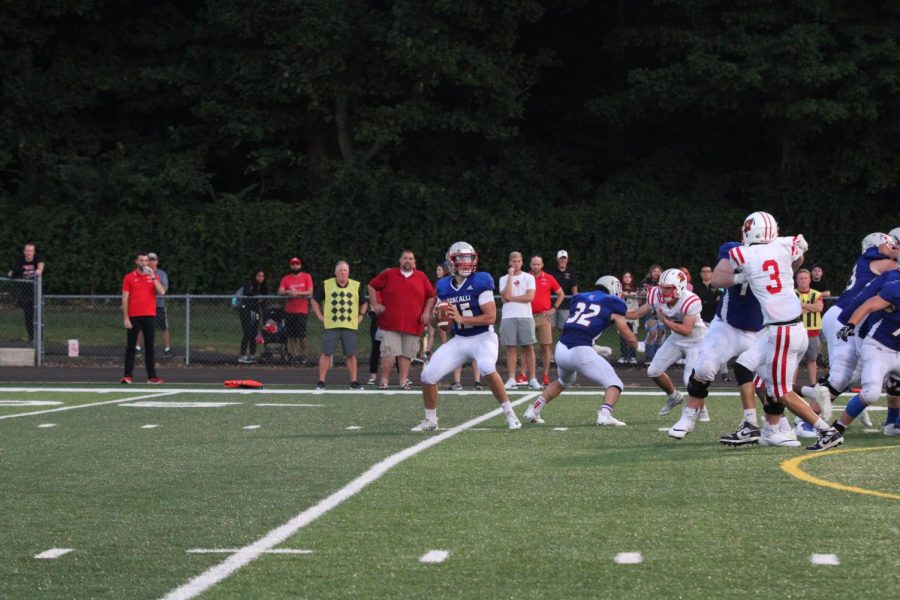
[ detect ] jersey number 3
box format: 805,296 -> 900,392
762,260 -> 782,294
567,302 -> 600,326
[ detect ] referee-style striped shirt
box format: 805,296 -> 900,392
796,288 -> 823,334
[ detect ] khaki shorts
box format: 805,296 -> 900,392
534,313 -> 554,345
500,318 -> 536,346
380,330 -> 420,359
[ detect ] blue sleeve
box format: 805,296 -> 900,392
478,272 -> 495,292
718,242 -> 739,262
863,247 -> 888,260
609,296 -> 627,316
880,281 -> 900,306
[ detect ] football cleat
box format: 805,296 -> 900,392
411,419 -> 439,432
859,407 -> 873,427
667,416 -> 694,440
760,424 -> 801,448
795,420 -> 818,439
698,406 -> 710,422
523,405 -> 545,424
806,428 -> 844,452
883,423 -> 900,436
719,421 -> 761,446
506,412 -> 522,430
658,391 -> 684,415
596,412 -> 626,427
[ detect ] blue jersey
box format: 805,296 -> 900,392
559,291 -> 627,348
869,280 -> 900,351
837,270 -> 900,337
434,271 -> 495,337
835,247 -> 893,309
714,242 -> 764,332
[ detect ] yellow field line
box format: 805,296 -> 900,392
781,446 -> 900,501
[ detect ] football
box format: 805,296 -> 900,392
435,302 -> 454,332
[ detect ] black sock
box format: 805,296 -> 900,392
833,422 -> 846,434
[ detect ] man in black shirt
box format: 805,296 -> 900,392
7,243 -> 44,344
693,265 -> 719,324
809,263 -> 832,297
545,250 -> 578,334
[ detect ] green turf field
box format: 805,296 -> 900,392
1,385 -> 897,599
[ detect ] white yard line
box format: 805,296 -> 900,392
0,391 -> 179,421
186,548 -> 312,555
34,548 -> 74,559
419,550 -> 450,564
161,391 -> 542,600
614,552 -> 643,565
810,553 -> 840,566
0,386 -> 744,396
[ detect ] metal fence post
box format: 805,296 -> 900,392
185,295 -> 191,365
35,276 -> 43,366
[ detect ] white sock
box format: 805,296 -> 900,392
425,409 -> 437,423
743,408 -> 757,424
800,385 -> 816,401
500,401 -> 513,415
814,418 -> 831,432
668,391 -> 679,400
683,406 -> 698,420
532,396 -> 546,414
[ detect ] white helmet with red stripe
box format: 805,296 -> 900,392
657,268 -> 688,303
741,211 -> 779,245
446,241 -> 479,277
861,232 -> 893,254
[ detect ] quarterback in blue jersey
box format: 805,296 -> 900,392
809,276 -> 900,450
522,276 -> 637,426
414,241 -> 521,432
815,232 -> 898,420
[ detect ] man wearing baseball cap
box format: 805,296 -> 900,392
545,250 -> 579,336
278,257 -> 314,362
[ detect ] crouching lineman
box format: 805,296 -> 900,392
522,276 -> 637,426
668,241 -> 765,441
414,241 -> 521,432
626,269 -> 709,418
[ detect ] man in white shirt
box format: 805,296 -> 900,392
498,251 -> 539,390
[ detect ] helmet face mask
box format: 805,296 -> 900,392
741,211 -> 779,245
657,268 -> 687,302
446,241 -> 478,277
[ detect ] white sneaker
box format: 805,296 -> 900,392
596,412 -> 626,426
814,383 -> 833,423
795,420 -> 818,439
528,378 -> 542,390
759,424 -> 801,447
860,408 -> 873,427
506,412 -> 522,430
504,377 -> 518,390
658,391 -> 684,415
883,423 -> 900,436
668,416 -> 694,439
411,419 -> 438,432
698,406 -> 710,422
523,405 -> 545,424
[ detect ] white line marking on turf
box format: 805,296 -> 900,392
0,400 -> 63,406
345,426 -> 362,430
0,391 -> 178,421
0,386 -> 744,396
141,424 -> 159,429
810,553 -> 840,566
553,427 -> 569,431
121,401 -> 240,408
255,403 -> 327,407
186,549 -> 313,555
34,548 -> 74,559
863,429 -> 879,433
37,423 -> 56,428
614,552 -> 643,565
657,428 -> 670,432
161,391 -> 542,600
419,550 -> 449,564
242,425 -> 261,430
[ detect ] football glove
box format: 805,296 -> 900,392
836,323 -> 855,342
794,234 -> 809,254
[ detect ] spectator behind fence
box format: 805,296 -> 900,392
278,257 -> 313,363
617,271 -> 639,365
639,264 -> 663,362
134,252 -> 171,359
530,255 -> 563,386
366,287 -> 382,385
795,268 -> 824,388
694,265 -> 719,324
7,242 -> 44,345
499,251 -> 537,390
237,268 -> 268,364
423,262 -> 451,363
312,260 -> 368,390
545,249 -> 578,333
368,249 -> 436,390
809,263 -> 832,296
121,252 -> 166,384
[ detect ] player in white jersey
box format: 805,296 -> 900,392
723,211 -> 840,448
627,268 -> 709,417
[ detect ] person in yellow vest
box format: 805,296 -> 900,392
312,261 -> 368,389
795,268 -> 824,387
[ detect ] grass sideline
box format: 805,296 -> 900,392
0,385 -> 896,599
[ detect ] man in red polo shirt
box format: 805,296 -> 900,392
368,249 -> 436,389
278,257 -> 314,362
121,252 -> 167,384
530,255 -> 564,386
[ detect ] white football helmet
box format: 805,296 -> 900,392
446,241 -> 478,277
890,227 -> 900,245
741,211 -> 779,245
861,232 -> 890,254
657,268 -> 688,303
594,275 -> 622,298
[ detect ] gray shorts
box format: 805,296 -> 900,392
802,334 -> 821,363
380,330 -> 420,359
322,328 -> 358,357
552,309 -> 569,329
500,318 -> 536,346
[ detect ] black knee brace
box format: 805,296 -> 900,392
762,395 -> 785,416
887,374 -> 900,397
733,362 -> 755,387
687,370 -> 710,399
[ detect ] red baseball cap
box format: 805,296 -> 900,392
289,257 -> 302,265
